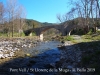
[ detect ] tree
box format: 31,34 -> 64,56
0,2 -> 4,24
57,0 -> 100,34
15,5 -> 26,36
6,0 -> 17,37
0,2 -> 5,33
6,0 -> 26,37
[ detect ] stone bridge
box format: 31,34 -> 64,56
24,22 -> 83,41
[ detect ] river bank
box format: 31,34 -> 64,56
0,37 -> 41,59
0,38 -> 82,75
0,38 -> 62,75
56,41 -> 82,75
57,35 -> 100,75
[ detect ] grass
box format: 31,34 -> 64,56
0,33 -> 8,37
77,35 -> 100,75
82,34 -> 100,41
62,35 -> 92,43
62,33 -> 100,75
64,36 -> 74,41
0,32 -> 37,38
71,33 -> 100,43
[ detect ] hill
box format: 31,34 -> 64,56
25,19 -> 58,29
25,19 -> 42,28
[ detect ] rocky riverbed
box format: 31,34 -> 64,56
0,38 -> 62,75
0,37 -> 90,75
56,41 -> 82,75
0,38 -> 40,59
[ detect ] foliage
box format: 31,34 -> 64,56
71,29 -> 84,35
87,29 -> 93,35
96,30 -> 100,34
42,22 -> 55,26
25,19 -> 56,29
82,35 -> 92,39
0,32 -> 7,37
64,36 -> 74,41
32,32 -> 36,36
82,34 -> 100,41
25,19 -> 42,29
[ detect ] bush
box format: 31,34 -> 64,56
87,29 -> 93,35
3,28 -> 9,33
64,36 -> 74,41
32,32 -> 36,36
71,29 -> 84,35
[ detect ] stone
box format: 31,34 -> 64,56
9,52 -> 14,57
25,53 -> 31,57
4,54 -> 9,58
0,54 -> 4,59
58,46 -> 66,50
61,40 -> 65,43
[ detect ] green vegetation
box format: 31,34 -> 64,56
64,36 -> 74,41
0,19 -> 58,37
25,19 -> 56,29
0,32 -> 26,37
87,29 -> 93,35
66,33 -> 100,75
0,33 -> 7,37
25,19 -> 42,29
62,31 -> 100,43
32,32 -> 36,36
61,32 -> 100,75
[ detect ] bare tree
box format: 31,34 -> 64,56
6,0 -> 26,37
0,2 -> 5,31
57,8 -> 76,23
6,0 -> 17,37
15,5 -> 26,37
57,14 -> 63,23
57,0 -> 100,34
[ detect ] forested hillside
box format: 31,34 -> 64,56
24,19 -> 57,29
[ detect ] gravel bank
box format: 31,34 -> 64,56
0,38 -> 40,59
57,41 -> 82,75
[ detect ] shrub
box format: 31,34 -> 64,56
87,29 -> 93,35
64,36 -> 74,41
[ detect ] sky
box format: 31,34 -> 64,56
1,0 -> 71,23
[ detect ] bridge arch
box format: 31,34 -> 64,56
40,27 -> 61,34
39,27 -> 62,41
66,26 -> 88,36
24,24 -> 85,41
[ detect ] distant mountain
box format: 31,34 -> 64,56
62,17 -> 100,27
25,17 -> 100,30
42,22 -> 55,26
25,19 -> 58,29
25,19 -> 42,28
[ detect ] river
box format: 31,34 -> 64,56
0,39 -> 82,75
24,41 -> 62,75
0,40 -> 62,75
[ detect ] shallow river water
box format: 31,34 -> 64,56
0,40 -> 62,75
24,41 -> 62,75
